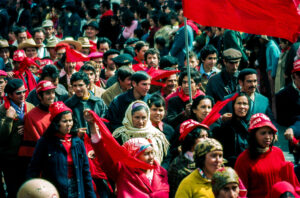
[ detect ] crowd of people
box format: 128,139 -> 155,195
0,0 -> 300,197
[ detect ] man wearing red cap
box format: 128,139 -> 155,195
276,59 -> 300,163
19,80 -> 56,157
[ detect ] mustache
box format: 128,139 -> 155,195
249,86 -> 256,89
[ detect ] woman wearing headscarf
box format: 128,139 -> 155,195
112,100 -> 169,163
84,109 -> 170,197
27,101 -> 96,198
235,113 -> 300,198
213,92 -> 250,167
175,138 -> 224,198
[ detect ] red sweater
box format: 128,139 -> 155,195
235,147 -> 299,198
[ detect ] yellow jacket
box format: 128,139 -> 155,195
175,169 -> 214,198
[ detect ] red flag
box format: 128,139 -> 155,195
183,0 -> 300,42
66,48 -> 90,62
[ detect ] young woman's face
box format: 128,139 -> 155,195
132,109 -> 148,128
234,96 -> 249,118
255,126 -> 274,148
217,183 -> 239,198
149,105 -> 165,124
192,99 -> 212,122
58,113 -> 73,135
199,130 -> 209,140
203,150 -> 223,177
137,147 -> 154,165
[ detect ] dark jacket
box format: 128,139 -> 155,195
26,84 -> 69,106
106,89 -> 151,132
166,96 -> 189,129
65,93 -> 107,134
27,136 -> 96,198
63,12 -> 81,39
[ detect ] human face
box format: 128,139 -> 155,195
8,85 -> 26,106
119,76 -> 132,91
185,57 -> 199,68
203,150 -> 223,178
217,183 -> 239,198
34,32 -> 45,45
106,54 -> 118,70
93,57 -> 104,68
199,130 -> 209,139
56,48 -> 66,60
0,48 -> 10,62
224,60 -> 240,74
137,147 -> 154,165
202,53 -> 217,72
255,126 -> 274,148
99,42 -> 110,53
17,32 -> 27,44
165,74 -> 177,92
72,80 -> 89,98
136,46 -> 149,61
132,109 -> 148,128
146,54 -> 159,69
81,47 -> 90,55
44,26 -> 54,39
65,61 -> 76,75
132,79 -> 151,98
83,70 -> 95,85
44,76 -> 59,87
293,73 -> 300,90
25,48 -> 37,58
240,74 -> 257,95
234,96 -> 249,118
192,98 -> 212,122
47,48 -> 57,60
279,40 -> 289,50
0,77 -> 7,93
150,105 -> 165,124
39,89 -> 55,107
85,26 -> 98,40
181,76 -> 197,96
58,113 -> 73,135
28,65 -> 39,75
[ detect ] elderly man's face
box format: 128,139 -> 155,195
224,60 -> 240,75
44,26 -> 54,39
34,32 -> 45,45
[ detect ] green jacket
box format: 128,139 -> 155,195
0,102 -> 34,160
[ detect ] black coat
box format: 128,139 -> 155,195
166,96 -> 189,129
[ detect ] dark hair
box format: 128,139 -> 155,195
184,51 -> 197,61
144,48 -> 160,61
195,154 -> 206,170
178,69 -> 201,85
97,37 -> 112,50
200,44 -> 218,61
101,1 -> 111,10
131,71 -> 151,84
131,104 -> 149,115
32,27 -> 45,36
155,37 -> 166,48
134,41 -> 149,52
70,71 -> 90,85
181,127 -> 208,154
238,68 -> 257,81
248,128 -> 275,160
158,13 -> 171,26
123,46 -> 135,57
14,26 -> 27,35
147,94 -> 165,108
232,92 -> 251,119
117,66 -> 134,82
103,49 -> 119,61
88,8 -> 99,19
149,14 -> 159,26
40,65 -> 59,80
140,19 -> 150,31
43,111 -> 77,138
134,28 -> 144,40
280,192 -> 295,198
80,64 -> 96,75
122,10 -> 135,27
160,55 -> 178,69
191,95 -> 215,120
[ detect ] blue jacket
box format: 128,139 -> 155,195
27,136 -> 96,198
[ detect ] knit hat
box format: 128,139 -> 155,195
248,113 -> 277,133
123,138 -> 152,157
36,80 -> 56,94
13,50 -> 26,62
292,59 -> 300,73
271,181 -> 300,198
194,138 -> 223,158
49,101 -> 72,121
211,167 -> 239,194
179,119 -> 209,141
4,79 -> 24,94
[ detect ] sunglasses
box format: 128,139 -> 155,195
15,89 -> 27,95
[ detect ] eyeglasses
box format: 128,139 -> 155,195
15,89 -> 27,95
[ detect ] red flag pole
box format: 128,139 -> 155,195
184,17 -> 193,103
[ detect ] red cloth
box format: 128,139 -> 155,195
235,147 -> 300,198
66,48 -> 90,63
183,0 -> 300,42
147,67 -> 180,87
177,88 -> 205,102
101,10 -> 113,19
19,106 -> 51,157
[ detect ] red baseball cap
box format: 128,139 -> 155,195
179,119 -> 209,140
248,113 -> 277,133
49,101 -> 72,121
13,50 -> 26,62
36,80 -> 56,94
292,59 -> 300,73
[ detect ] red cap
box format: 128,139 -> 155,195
271,181 -> 300,198
88,52 -> 103,59
13,50 -> 26,62
36,80 -> 56,94
248,113 -> 277,133
179,119 -> 209,141
49,101 -> 72,121
0,70 -> 7,77
292,59 -> 300,73
39,59 -> 53,67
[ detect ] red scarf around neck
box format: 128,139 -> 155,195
177,89 -> 205,102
